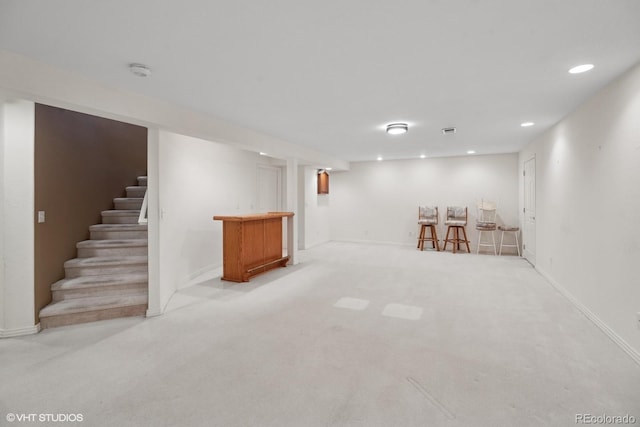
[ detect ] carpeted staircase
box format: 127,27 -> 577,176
39,176 -> 149,329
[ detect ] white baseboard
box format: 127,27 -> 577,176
334,238 -> 410,247
145,307 -> 163,318
536,267 -> 640,366
0,323 -> 41,338
183,265 -> 223,287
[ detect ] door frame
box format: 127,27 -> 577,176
523,156 -> 536,265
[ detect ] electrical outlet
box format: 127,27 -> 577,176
37,211 -> 45,223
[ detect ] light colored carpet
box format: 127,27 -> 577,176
1,242 -> 639,426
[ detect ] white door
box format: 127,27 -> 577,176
523,157 -> 536,265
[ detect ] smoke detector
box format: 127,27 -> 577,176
129,63 -> 152,77
442,127 -> 456,135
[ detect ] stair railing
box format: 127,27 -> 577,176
138,189 -> 148,224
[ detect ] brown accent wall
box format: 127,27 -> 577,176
34,104 -> 147,323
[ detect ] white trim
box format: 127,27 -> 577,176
334,238 -> 423,248
145,308 -> 163,318
157,266 -> 223,316
335,238 -> 405,246
184,265 -> 222,285
0,323 -> 40,338
536,267 -> 640,367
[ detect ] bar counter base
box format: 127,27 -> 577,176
213,212 -> 294,283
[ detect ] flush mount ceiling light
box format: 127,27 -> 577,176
377,156 -> 383,161
129,63 -> 152,77
467,150 -> 476,154
569,64 -> 594,74
259,152 -> 267,156
521,122 -> 535,127
420,154 -> 426,159
386,123 -> 408,135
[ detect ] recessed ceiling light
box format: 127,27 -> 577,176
326,167 -> 332,171
467,150 -> 476,154
521,122 -> 535,127
129,63 -> 152,77
259,152 -> 267,156
377,156 -> 383,161
569,64 -> 594,74
386,123 -> 408,135
420,154 -> 426,159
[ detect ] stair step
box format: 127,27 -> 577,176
51,273 -> 148,301
77,239 -> 148,257
101,210 -> 141,224
39,294 -> 148,329
64,256 -> 148,278
90,223 -> 148,240
137,176 -> 147,186
126,186 -> 147,198
114,197 -> 143,210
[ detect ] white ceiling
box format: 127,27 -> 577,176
1,0 -> 640,162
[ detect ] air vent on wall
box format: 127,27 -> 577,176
442,127 -> 456,135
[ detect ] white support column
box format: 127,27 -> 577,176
286,158 -> 299,265
146,128 -> 162,317
0,99 -> 38,337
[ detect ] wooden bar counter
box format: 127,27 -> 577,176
213,212 -> 294,282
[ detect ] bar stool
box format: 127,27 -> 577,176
476,200 -> 497,255
498,225 -> 520,256
417,206 -> 440,251
443,206 -> 470,253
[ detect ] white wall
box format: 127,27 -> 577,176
146,129 -> 162,316
0,99 -> 37,336
300,167 -> 331,249
155,131 -> 282,311
519,63 -> 640,359
330,154 -> 519,247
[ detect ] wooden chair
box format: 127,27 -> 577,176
443,206 -> 470,253
475,200 -> 497,255
417,206 -> 440,251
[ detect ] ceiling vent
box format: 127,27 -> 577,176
442,127 -> 456,135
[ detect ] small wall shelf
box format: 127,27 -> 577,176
317,170 -> 329,194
